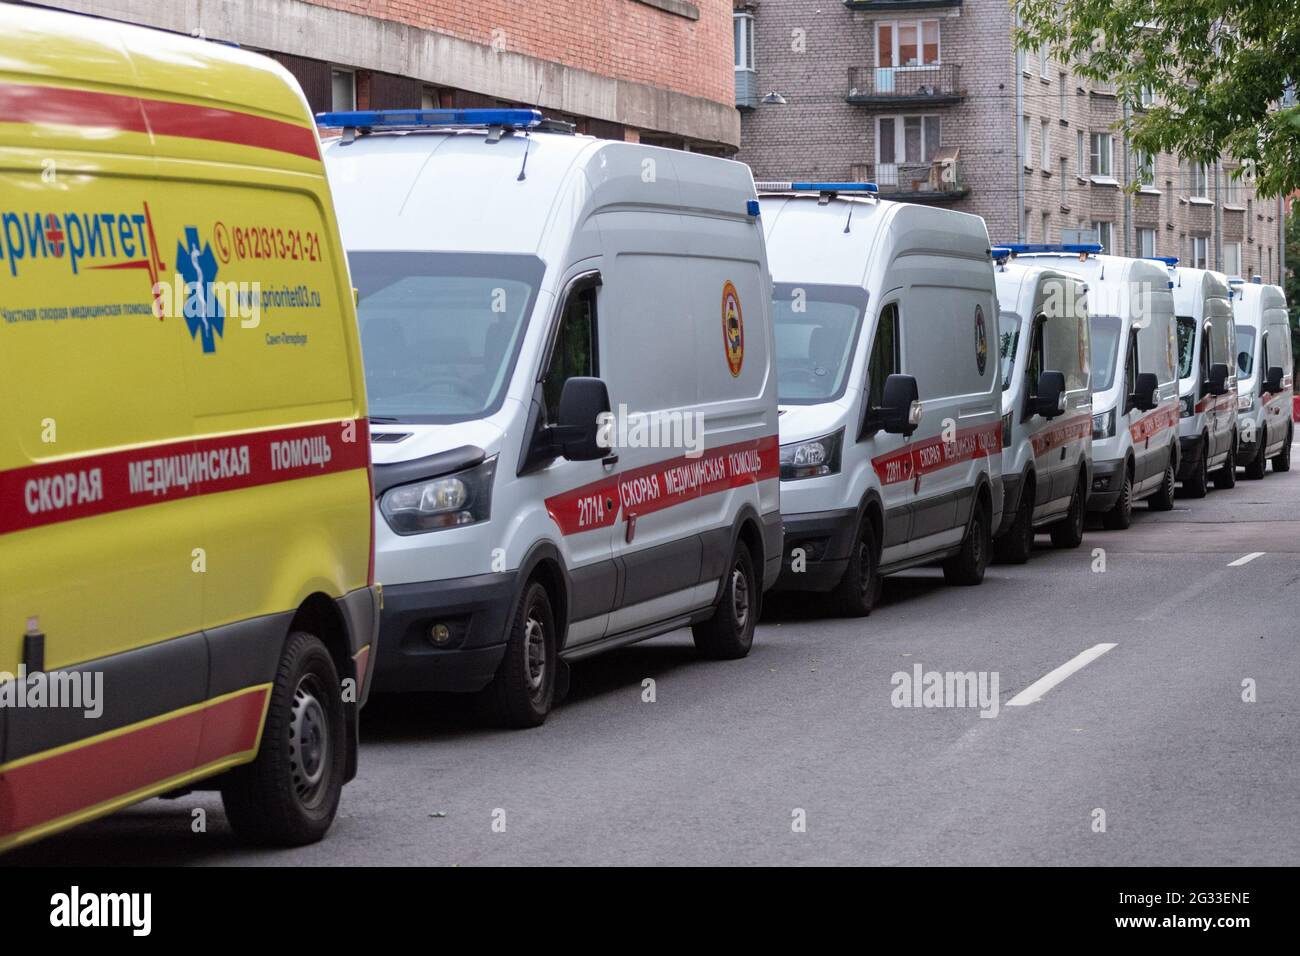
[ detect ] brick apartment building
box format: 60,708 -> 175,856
41,0 -> 741,152
734,0 -> 1287,283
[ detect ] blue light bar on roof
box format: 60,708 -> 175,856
995,242 -> 1104,256
315,108 -> 543,130
755,181 -> 879,194
990,246 -> 1013,261
1144,256 -> 1179,266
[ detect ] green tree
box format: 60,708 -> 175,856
1286,201 -> 1300,365
1015,1 -> 1300,198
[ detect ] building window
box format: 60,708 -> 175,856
331,68 -> 356,112
1190,235 -> 1209,269
1039,43 -> 1050,78
1022,114 -> 1031,168
1223,168 -> 1240,205
1089,132 -> 1113,178
1135,150 -> 1154,188
1224,241 -> 1243,277
1166,181 -> 1174,223
1059,72 -> 1068,121
421,87 -> 442,110
1190,162 -> 1209,198
1139,84 -> 1155,108
1076,131 -> 1086,177
1138,227 -> 1156,258
1059,158 -> 1068,206
1247,198 -> 1254,238
733,12 -> 755,71
877,19 -> 940,68
877,115 -> 942,178
1041,211 -> 1051,243
1091,220 -> 1114,252
1040,119 -> 1050,171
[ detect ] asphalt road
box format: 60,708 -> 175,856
10,445 -> 1300,866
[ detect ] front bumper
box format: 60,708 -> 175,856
1087,457 -> 1125,512
371,571 -> 518,694
773,508 -> 857,593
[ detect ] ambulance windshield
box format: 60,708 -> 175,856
1089,315 -> 1122,393
771,282 -> 869,404
350,252 -> 545,423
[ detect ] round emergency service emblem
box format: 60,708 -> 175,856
722,280 -> 745,377
974,304 -> 988,376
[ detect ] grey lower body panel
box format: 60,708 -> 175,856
1088,457 -> 1124,512
997,472 -> 1025,537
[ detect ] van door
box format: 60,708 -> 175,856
863,302 -> 912,565
1021,316 -> 1059,512
1121,328 -> 1154,484
534,272 -> 616,647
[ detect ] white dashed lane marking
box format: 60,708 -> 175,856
1006,643 -> 1118,708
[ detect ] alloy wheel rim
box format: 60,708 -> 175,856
731,565 -> 750,631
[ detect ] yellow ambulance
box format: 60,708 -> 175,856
0,7 -> 378,850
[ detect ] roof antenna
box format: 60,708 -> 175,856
843,201 -> 853,234
517,130 -> 531,181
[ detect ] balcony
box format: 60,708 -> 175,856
847,64 -> 965,108
851,151 -> 968,203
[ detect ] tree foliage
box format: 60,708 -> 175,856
1015,0 -> 1300,198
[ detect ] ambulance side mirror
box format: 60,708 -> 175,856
1207,363 -> 1229,396
553,377 -> 612,461
1132,372 -> 1160,412
1265,366 -> 1284,394
1035,370 -> 1067,420
876,374 -> 921,437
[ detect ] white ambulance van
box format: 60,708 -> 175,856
990,252 -> 1093,563
1011,250 -> 1179,528
757,182 -> 1003,617
1230,278 -> 1293,478
320,110 -> 781,726
1172,267 -> 1237,495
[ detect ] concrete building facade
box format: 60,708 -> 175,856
734,0 -> 1286,283
39,0 -> 741,151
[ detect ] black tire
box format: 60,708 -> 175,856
993,481 -> 1034,564
1102,467 -> 1133,530
693,540 -> 758,659
1181,439 -> 1209,498
1212,434 -> 1237,489
1272,423 -> 1292,472
221,631 -> 347,846
1244,426 -> 1267,480
942,496 -> 990,586
1050,471 -> 1087,546
830,512 -> 883,617
483,579 -> 556,728
1148,448 -> 1177,510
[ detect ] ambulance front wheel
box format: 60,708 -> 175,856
1149,448 -> 1178,509
1052,470 -> 1088,545
693,541 -> 758,659
942,496 -> 991,586
221,631 -> 347,846
1270,423 -> 1291,472
1101,466 -> 1133,531
831,511 -> 883,616
1212,433 -> 1237,489
483,579 -> 557,728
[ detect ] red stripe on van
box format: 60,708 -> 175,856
0,687 -> 267,841
1029,413 -> 1091,458
1129,404 -> 1179,443
0,82 -> 320,161
871,422 -> 1002,486
0,418 -> 370,536
544,435 -> 778,537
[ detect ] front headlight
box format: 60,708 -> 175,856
1237,392 -> 1255,412
1091,408 -> 1115,440
380,457 -> 496,535
1179,394 -> 1195,418
779,429 -> 843,480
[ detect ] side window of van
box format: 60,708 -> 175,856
1025,317 -> 1045,399
867,303 -> 901,411
542,282 -> 599,422
1126,332 -> 1139,398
